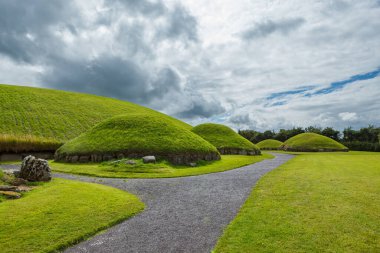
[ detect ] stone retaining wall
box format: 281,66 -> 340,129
54,151 -> 221,165
217,148 -> 261,155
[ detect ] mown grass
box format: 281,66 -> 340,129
56,113 -> 218,158
256,139 -> 283,150
0,178 -> 144,253
192,123 -> 259,152
282,133 -> 348,151
51,154 -> 273,178
0,133 -> 62,153
0,84 -> 190,152
214,152 -> 380,252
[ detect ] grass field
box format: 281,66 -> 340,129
0,178 -> 144,253
192,123 -> 260,153
51,154 -> 273,178
0,84 -> 190,152
55,113 -> 219,163
256,139 -> 283,150
282,133 -> 348,151
214,152 -> 380,252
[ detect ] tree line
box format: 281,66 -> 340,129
238,125 -> 380,152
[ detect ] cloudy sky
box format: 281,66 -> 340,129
1,0 -> 379,131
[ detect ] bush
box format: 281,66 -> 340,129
342,141 -> 380,152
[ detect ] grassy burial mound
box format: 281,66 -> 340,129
55,113 -> 220,165
281,133 -> 348,152
0,84 -> 190,154
192,123 -> 261,155
256,139 -> 284,150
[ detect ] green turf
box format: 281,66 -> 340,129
0,84 -> 190,152
256,139 -> 283,150
282,133 -> 348,151
192,123 -> 260,153
55,113 -> 219,163
214,152 -> 380,252
51,154 -> 273,178
0,178 -> 144,253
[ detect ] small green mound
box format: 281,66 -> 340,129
256,139 -> 284,150
55,114 -> 220,164
282,133 -> 348,152
192,123 -> 260,155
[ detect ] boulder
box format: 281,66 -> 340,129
19,155 -> 52,182
125,160 -> 137,165
142,156 -> 156,164
0,190 -> 21,199
188,162 -> 197,167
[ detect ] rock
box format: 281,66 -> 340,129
11,177 -> 28,186
3,169 -> 20,177
0,190 -> 21,199
188,163 -> 197,167
79,156 -> 90,163
0,185 -> 17,191
142,156 -> 156,164
125,160 -> 137,165
19,155 -> 52,182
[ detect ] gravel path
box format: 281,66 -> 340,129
1,153 -> 293,252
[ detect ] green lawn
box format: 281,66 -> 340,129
51,154 -> 273,178
0,178 -> 144,253
214,152 -> 380,252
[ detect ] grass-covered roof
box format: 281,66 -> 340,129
282,133 -> 348,152
192,123 -> 260,154
55,113 -> 220,164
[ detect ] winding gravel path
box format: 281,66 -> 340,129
1,153 -> 293,252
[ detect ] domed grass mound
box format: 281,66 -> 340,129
281,133 -> 348,152
192,123 -> 260,155
256,139 -> 284,150
0,84 -> 190,153
55,114 -> 220,165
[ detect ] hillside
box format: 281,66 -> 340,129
55,113 -> 220,164
192,123 -> 260,155
0,84 -> 190,153
256,139 -> 283,150
282,133 -> 348,152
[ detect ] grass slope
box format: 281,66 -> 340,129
256,139 -> 283,150
282,133 -> 348,151
52,154 -> 273,178
0,84 -> 190,152
192,123 -> 260,154
55,113 -> 219,164
214,152 -> 380,252
0,178 -> 144,253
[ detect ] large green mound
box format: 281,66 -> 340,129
192,123 -> 260,155
282,133 -> 348,152
256,139 -> 284,150
0,84 -> 190,153
55,113 -> 220,164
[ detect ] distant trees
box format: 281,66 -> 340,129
239,125 -> 380,152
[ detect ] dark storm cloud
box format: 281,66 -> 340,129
175,96 -> 225,119
0,0 -> 212,118
0,0 -> 76,63
240,17 -> 305,40
229,114 -> 251,125
42,57 -> 184,105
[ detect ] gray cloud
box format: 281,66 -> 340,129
175,96 -> 225,119
240,17 -> 305,40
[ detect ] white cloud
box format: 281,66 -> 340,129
339,112 -> 358,122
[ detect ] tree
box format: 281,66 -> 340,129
321,127 -> 340,141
